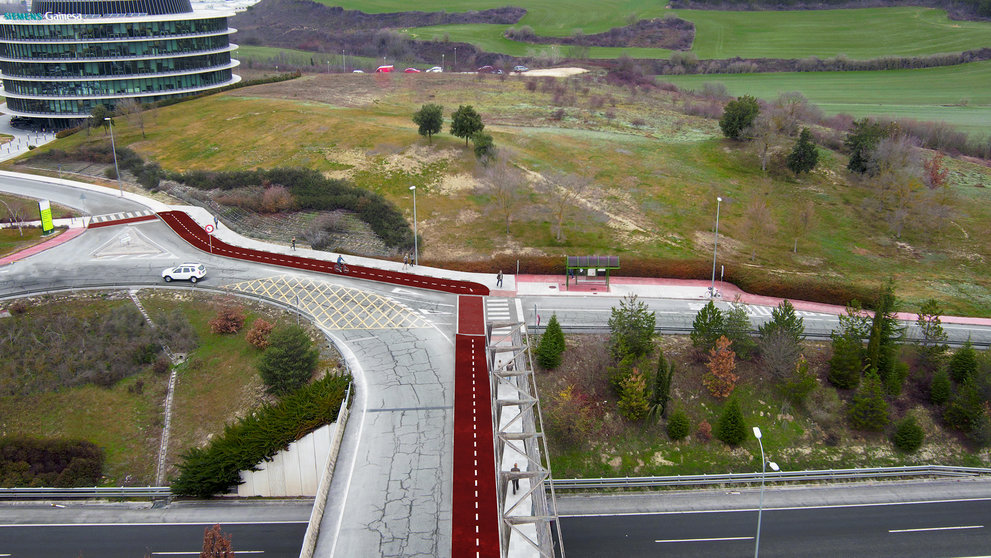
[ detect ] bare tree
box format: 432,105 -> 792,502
0,198 -> 25,236
479,160 -> 528,235
749,113 -> 775,172
116,97 -> 146,138
868,135 -> 923,238
201,524 -> 235,558
542,171 -> 590,242
770,92 -> 822,136
741,196 -> 776,261
792,200 -> 817,253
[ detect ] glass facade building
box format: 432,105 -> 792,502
0,0 -> 238,127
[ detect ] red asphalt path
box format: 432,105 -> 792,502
87,214 -> 158,228
453,295 -> 500,557
157,210 -> 488,296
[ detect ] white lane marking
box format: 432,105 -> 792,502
0,521 -> 306,527
889,525 -> 983,533
558,497 -> 991,517
655,536 -> 754,543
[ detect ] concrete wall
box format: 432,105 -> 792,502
237,423 -> 336,497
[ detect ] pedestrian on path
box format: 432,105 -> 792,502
497,270 -> 503,287
510,463 -> 520,494
291,236 -> 296,250
213,215 -> 219,229
403,253 -> 409,270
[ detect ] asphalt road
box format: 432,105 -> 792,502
561,499 -> 991,558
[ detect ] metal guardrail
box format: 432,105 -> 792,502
0,486 -> 172,499
550,465 -> 991,490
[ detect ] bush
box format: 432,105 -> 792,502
943,379 -> 984,432
703,336 -> 738,398
666,410 -> 690,441
257,324 -> 319,395
171,374 -> 351,497
929,369 -> 952,406
0,438 -> 104,487
828,332 -> 863,389
848,371 -> 889,431
209,304 -> 246,334
245,318 -> 275,349
892,416 -> 925,453
715,398 -> 746,446
779,355 -> 817,408
153,355 -> 172,375
696,419 -> 712,442
949,340 -> 978,384
536,314 -> 565,369
104,167 -> 118,180
617,369 -> 649,422
719,95 -> 759,140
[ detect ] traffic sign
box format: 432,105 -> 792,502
204,224 -> 215,234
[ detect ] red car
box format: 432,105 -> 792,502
374,65 -> 394,73
404,67 -> 421,73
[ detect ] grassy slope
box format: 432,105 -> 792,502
237,45 -> 383,71
29,74 -> 991,315
662,61 -> 991,136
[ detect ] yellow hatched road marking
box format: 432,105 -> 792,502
227,275 -> 430,330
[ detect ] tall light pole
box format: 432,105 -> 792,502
710,196 -> 722,297
453,47 -> 457,71
409,185 -> 418,266
105,117 -> 122,196
442,53 -> 445,71
753,427 -> 779,558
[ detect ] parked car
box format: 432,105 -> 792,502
426,66 -> 443,73
513,65 -> 529,73
374,65 -> 394,73
352,69 -> 364,73
162,263 -> 206,283
404,67 -> 421,73
476,65 -> 496,73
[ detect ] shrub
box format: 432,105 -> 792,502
696,419 -> 712,442
132,342 -> 159,365
719,94 -> 759,140
949,340 -> 978,384
608,294 -> 656,361
105,167 -> 118,180
779,355 -> 817,408
544,384 -> 600,448
257,324 -> 319,395
892,416 -> 924,453
9,300 -> 28,315
617,368 -> 649,422
0,438 -> 103,487
943,379 -> 984,432
260,185 -> 293,213
828,332 -> 863,389
929,369 -> 952,405
715,398 -> 746,446
153,355 -> 172,375
703,336 -> 738,398
848,371 -> 889,431
666,409 -> 690,441
209,304 -> 245,334
536,314 -> 565,369
171,374 -> 351,497
245,318 -> 275,349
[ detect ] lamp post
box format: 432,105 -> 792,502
710,196 -> 722,297
753,427 -> 779,558
454,47 -> 457,71
409,185 -> 418,266
105,117 -> 122,196
442,53 -> 445,71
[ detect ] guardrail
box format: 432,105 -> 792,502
0,486 -> 172,499
550,465 -> 991,490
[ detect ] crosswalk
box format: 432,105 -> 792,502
89,209 -> 156,225
485,297 -> 513,323
688,302 -> 826,318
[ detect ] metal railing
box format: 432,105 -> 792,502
550,465 -> 991,490
0,486 -> 172,499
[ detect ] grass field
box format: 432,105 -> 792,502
237,45 -> 383,71
396,5 -> 991,60
662,60 -> 991,136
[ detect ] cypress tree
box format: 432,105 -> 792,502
715,398 -> 747,446
848,371 -> 889,431
786,127 -> 819,174
828,331 -> 863,389
652,350 -> 674,418
537,314 -> 566,369
929,369 -> 952,406
948,339 -> 978,384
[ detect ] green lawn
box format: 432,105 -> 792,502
661,61 -> 991,136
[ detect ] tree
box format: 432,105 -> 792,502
943,378 -> 984,432
929,369 -> 952,406
472,131 -> 495,161
844,118 -> 893,174
618,368 -> 650,421
750,113 -> 775,172
537,314 -> 565,369
450,104 -> 484,146
542,171 -> 590,242
949,339 -> 978,384
257,324 -> 319,395
89,104 -> 110,135
715,398 -> 746,446
779,355 -> 817,407
479,159 -> 527,235
786,128 -> 819,174
759,300 -> 805,345
666,409 -> 690,441
865,279 -> 904,394
723,303 -> 755,360
848,371 -> 889,431
760,329 -> 801,381
201,524 -> 235,558
923,153 -> 949,190
608,294 -> 656,361
703,336 -> 738,398
892,415 -> 924,453
412,103 -> 443,144
651,350 -> 674,418
719,94 -> 759,140
791,200 -> 817,253
828,330 -> 864,389
116,97 -> 146,138
916,298 -> 949,370
690,300 -> 724,353
741,196 -> 776,261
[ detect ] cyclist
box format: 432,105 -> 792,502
336,255 -> 347,273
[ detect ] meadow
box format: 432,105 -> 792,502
30,72 -> 991,316
662,60 -> 991,135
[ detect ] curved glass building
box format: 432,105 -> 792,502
0,0 -> 238,127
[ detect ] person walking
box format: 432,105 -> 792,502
510,463 -> 521,494
291,236 -> 296,250
496,270 -> 503,288
403,253 -> 409,270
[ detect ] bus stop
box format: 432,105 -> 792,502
565,255 -> 619,291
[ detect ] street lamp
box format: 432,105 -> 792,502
105,117 -> 122,196
453,47 -> 457,71
710,196 -> 722,297
409,185 -> 418,266
753,427 -> 779,558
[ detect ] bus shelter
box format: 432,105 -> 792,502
565,255 -> 619,291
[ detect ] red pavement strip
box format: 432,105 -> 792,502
453,295 -> 500,558
0,227 -> 86,266
86,214 -> 158,229
157,211 -> 489,296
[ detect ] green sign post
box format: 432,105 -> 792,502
38,199 -> 54,235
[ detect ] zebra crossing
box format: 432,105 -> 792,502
485,297 -> 513,324
745,305 -> 824,318
88,209 -> 157,225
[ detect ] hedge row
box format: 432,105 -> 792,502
170,373 -> 351,498
177,167 -> 414,250
0,437 -> 104,488
423,255 -> 875,308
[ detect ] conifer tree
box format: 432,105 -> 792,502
848,371 -> 889,431
201,524 -> 235,558
715,398 -> 746,446
537,314 -> 565,369
786,127 -> 819,174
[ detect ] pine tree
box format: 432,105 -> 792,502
723,304 -> 756,360
652,350 -> 674,418
666,409 -> 690,441
949,339 -> 978,384
201,524 -> 235,558
892,415 -> 925,453
786,127 -> 819,174
715,398 -> 746,446
257,324 -> 319,396
848,371 -> 889,431
412,103 -> 444,144
929,369 -> 952,406
691,300 -> 725,353
865,279 -> 904,393
703,336 -> 738,398
537,314 -> 565,369
916,298 -> 949,370
758,299 -> 805,344
943,378 -> 984,432
608,294 -> 656,360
